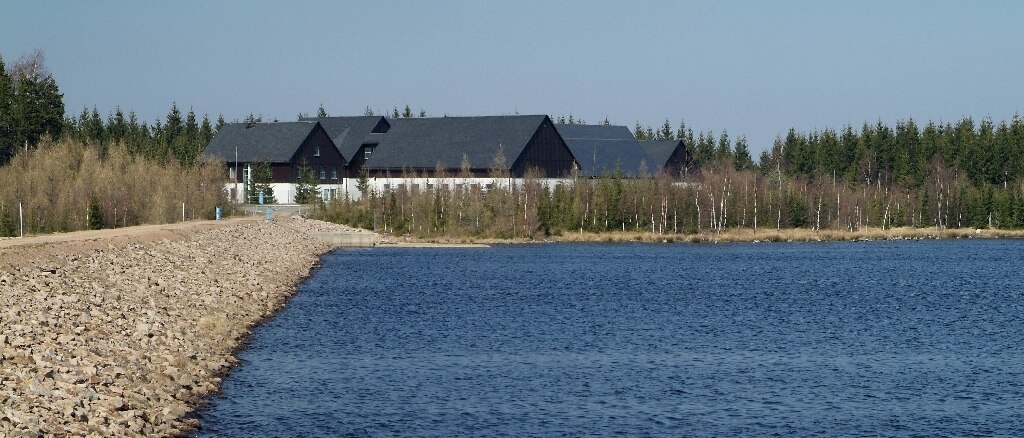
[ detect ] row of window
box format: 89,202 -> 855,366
380,182 -> 497,192
228,163 -> 342,182
316,166 -> 339,180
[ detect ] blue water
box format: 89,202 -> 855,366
197,240 -> 1024,436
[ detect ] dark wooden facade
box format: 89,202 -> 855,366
289,125 -> 346,183
510,118 -> 577,177
222,123 -> 346,184
658,144 -> 694,177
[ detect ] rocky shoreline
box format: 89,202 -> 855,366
0,217 -> 360,436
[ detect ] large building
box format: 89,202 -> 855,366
299,116 -> 391,174
639,140 -> 693,176
203,121 -> 346,203
202,115 -> 692,203
557,124 -> 693,177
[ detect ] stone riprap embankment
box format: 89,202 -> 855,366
0,217 -> 359,436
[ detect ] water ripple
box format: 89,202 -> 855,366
197,240 -> 1024,436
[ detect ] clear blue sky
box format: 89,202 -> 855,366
2,0 -> 1022,154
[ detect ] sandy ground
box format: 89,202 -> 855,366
0,217 -> 259,253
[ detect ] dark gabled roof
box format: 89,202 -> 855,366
556,124 -> 654,177
555,124 -> 635,141
203,121 -> 317,163
365,115 -> 549,170
299,116 -> 389,162
640,140 -> 686,172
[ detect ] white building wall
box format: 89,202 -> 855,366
339,177 -> 575,201
222,182 -> 347,205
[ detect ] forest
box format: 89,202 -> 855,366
0,51 -> 226,236
325,115 -> 1024,238
2,49 -> 1023,238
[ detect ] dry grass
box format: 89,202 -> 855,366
0,138 -> 228,235
387,226 -> 1024,245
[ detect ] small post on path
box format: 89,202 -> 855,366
182,203 -> 186,222
19,202 -> 24,238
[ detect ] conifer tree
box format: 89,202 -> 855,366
185,109 -> 198,143
0,56 -> 15,163
87,107 -> 104,143
108,107 -> 127,143
317,104 -> 328,118
634,122 -> 646,140
199,115 -> 214,145
10,51 -> 64,151
356,167 -> 370,198
733,136 -> 753,170
88,196 -> 104,230
402,104 -> 413,118
659,119 -> 673,140
715,130 -> 732,163
164,103 -> 183,149
293,158 -> 321,204
248,160 -> 277,204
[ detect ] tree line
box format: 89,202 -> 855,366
0,50 -> 229,235
5,48 -> 1024,236
324,114 -> 1024,237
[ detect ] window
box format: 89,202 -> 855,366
228,167 -> 236,180
314,144 -> 320,157
363,145 -> 375,161
383,184 -> 391,191
331,167 -> 338,180
319,167 -> 326,180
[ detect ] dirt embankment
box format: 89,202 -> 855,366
0,217 -> 359,436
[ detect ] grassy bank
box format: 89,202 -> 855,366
382,226 -> 1024,245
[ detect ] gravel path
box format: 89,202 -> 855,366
0,217 -> 358,436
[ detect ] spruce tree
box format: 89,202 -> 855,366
10,57 -> 64,150
0,55 -> 15,163
317,104 -> 328,118
356,167 -> 370,198
108,107 -> 127,144
733,136 -> 753,170
248,160 -> 277,204
293,159 -> 321,204
633,122 -> 645,140
659,119 -> 673,140
88,196 -> 104,230
164,102 -> 183,148
199,115 -> 214,146
715,130 -> 732,164
402,104 -> 413,118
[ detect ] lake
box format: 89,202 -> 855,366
196,240 -> 1024,436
